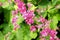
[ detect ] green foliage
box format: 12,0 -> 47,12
17,13 -> 24,24
0,0 -> 6,3
30,32 -> 37,39
45,36 -> 50,40
20,23 -> 31,40
16,29 -> 24,40
50,16 -> 58,30
0,0 -> 60,40
0,32 -> 4,40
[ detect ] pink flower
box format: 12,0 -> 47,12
36,24 -> 43,29
30,26 -> 36,32
55,37 -> 60,40
40,30 -> 48,37
13,23 -> 20,30
14,0 -> 35,25
23,10 -> 35,25
17,1 -> 26,14
39,16 -> 46,23
49,30 -> 57,37
26,19 -> 34,25
12,16 -> 18,24
40,28 -> 51,37
50,36 -> 54,40
12,10 -> 18,16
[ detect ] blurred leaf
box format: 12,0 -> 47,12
30,32 -> 37,39
56,14 -> 60,21
0,0 -> 6,3
52,0 -> 57,6
45,36 -> 50,40
20,23 -> 31,40
2,2 -> 9,8
50,16 -> 58,30
37,38 -> 40,40
3,23 -> 13,34
48,8 -> 58,14
17,13 -> 24,24
38,0 -> 50,7
30,5 -> 37,11
27,0 -> 32,2
24,36 -> 31,40
42,11 -> 47,18
0,32 -> 4,40
16,29 -> 23,40
9,31 -> 16,40
4,8 -> 11,23
0,23 -> 7,29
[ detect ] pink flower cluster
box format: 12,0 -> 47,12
12,10 -> 20,30
14,0 -> 35,25
40,28 -> 59,40
38,16 -> 46,23
12,0 -> 60,40
30,16 -> 60,40
23,10 -> 35,25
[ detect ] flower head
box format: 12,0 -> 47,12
30,26 -> 36,32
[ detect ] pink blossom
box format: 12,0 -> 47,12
49,30 -> 57,37
13,23 -> 20,30
39,16 -> 46,23
30,26 -> 36,32
55,37 -> 60,40
50,36 -> 54,40
40,28 -> 51,37
12,10 -> 18,16
12,16 -> 18,24
17,1 -> 26,14
26,19 -> 34,25
14,0 -> 35,25
23,10 -> 35,25
40,30 -> 48,37
36,24 -> 43,29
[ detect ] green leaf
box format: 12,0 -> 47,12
3,23 -> 13,34
56,14 -> 60,21
4,8 -> 11,23
16,29 -> 23,40
38,0 -> 50,7
45,36 -> 50,40
48,8 -> 58,14
24,36 -> 31,40
17,13 -> 24,24
30,32 -> 37,39
2,2 -> 9,8
0,32 -> 4,40
20,23 -> 31,40
50,16 -> 58,30
0,0 -> 6,3
9,31 -> 16,40
37,38 -> 40,40
0,23 -> 7,29
52,0 -> 57,6
27,0 -> 32,2
42,11 -> 47,18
